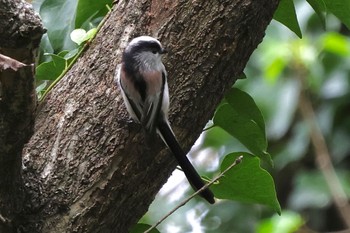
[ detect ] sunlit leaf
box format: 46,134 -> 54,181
86,28 -> 98,40
265,57 -> 286,83
212,152 -> 281,214
321,32 -> 350,56
71,28 -> 97,45
257,211 -> 304,233
71,29 -> 88,45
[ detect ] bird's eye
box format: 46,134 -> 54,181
151,50 -> 157,54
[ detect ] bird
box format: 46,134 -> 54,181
116,36 -> 215,204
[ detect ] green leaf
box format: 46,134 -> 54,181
226,88 -> 266,136
323,0 -> 350,30
212,153 -> 281,214
75,0 -> 112,28
273,0 -> 302,38
213,88 -> 272,165
321,32 -> 350,56
64,48 -> 80,60
70,29 -> 89,45
257,211 -> 304,233
57,50 -> 70,58
129,223 -> 160,233
71,28 -> 97,45
35,80 -> 49,99
86,28 -> 98,40
39,0 -> 78,51
265,57 -> 286,83
35,54 -> 66,80
306,0 -> 350,31
37,34 -> 54,63
306,0 -> 326,29
202,126 -> 234,149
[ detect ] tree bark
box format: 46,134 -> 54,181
1,0 -> 279,232
0,0 -> 44,232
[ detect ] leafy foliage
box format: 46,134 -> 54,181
273,0 -> 350,37
32,0 -> 112,98
236,3 -> 350,231
39,0 -> 77,52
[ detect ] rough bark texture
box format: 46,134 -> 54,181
0,0 -> 45,231
1,0 -> 279,232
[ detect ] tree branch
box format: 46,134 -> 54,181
298,80 -> 350,228
0,0 -> 44,231
12,0 -> 279,232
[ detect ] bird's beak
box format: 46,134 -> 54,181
160,48 -> 168,54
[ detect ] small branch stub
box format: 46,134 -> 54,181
0,54 -> 27,71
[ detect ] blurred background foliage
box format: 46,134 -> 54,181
31,0 -> 350,232
144,1 -> 350,233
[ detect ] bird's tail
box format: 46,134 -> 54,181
157,120 -> 215,204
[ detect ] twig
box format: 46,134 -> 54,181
0,214 -> 7,224
203,124 -> 215,132
298,77 -> 350,228
0,213 -> 11,228
144,155 -> 243,233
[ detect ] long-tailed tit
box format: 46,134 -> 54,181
116,36 -> 215,204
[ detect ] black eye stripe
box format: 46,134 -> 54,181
132,41 -> 162,53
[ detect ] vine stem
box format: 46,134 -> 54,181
144,155 -> 243,233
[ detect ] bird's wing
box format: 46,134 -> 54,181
118,64 -> 143,122
141,70 -> 166,133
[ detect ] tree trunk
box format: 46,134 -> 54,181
0,0 -> 279,232
0,0 -> 44,232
